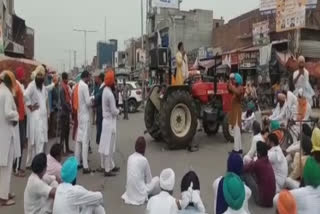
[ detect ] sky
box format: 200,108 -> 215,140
15,0 -> 259,70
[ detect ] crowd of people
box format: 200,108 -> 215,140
0,53 -> 320,214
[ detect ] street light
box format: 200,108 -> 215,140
73,29 -> 97,66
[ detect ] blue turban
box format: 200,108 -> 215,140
61,157 -> 78,184
234,73 -> 243,85
227,152 -> 243,176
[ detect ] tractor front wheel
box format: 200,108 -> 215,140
222,115 -> 235,143
160,90 -> 198,149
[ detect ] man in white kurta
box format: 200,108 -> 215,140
267,134 -> 288,193
99,71 -> 120,176
122,136 -> 160,205
53,157 -> 106,214
24,65 -> 56,167
293,56 -> 315,105
75,71 -> 93,173
284,90 -> 298,120
146,168 -> 179,214
0,71 -> 19,206
268,93 -> 288,125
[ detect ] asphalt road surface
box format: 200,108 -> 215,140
1,111 -> 276,214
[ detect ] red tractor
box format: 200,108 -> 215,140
144,73 -> 234,149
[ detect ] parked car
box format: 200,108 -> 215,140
118,81 -> 143,113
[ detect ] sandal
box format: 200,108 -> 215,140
8,193 -> 15,200
0,199 -> 15,206
14,171 -> 25,178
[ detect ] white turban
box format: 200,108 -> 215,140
298,56 -> 305,63
34,65 -> 45,76
160,168 -> 175,191
229,73 -> 235,79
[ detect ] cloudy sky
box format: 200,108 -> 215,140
15,0 -> 259,70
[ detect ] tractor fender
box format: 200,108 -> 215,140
163,85 -> 190,100
148,85 -> 161,111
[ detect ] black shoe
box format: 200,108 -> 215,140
188,146 -> 199,152
78,164 -> 83,169
111,167 -> 120,172
104,171 -> 116,177
83,168 -> 91,174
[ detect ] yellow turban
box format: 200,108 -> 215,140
34,65 -> 45,77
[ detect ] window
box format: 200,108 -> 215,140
216,23 -> 220,28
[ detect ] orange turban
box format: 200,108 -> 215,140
277,190 -> 297,214
104,70 -> 115,87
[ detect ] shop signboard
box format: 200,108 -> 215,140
239,51 -> 259,69
152,0 -> 179,9
276,0 -> 306,32
252,20 -> 270,46
260,0 -> 316,11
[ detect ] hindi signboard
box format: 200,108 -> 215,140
276,0 -> 306,32
152,0 -> 179,9
260,0 -> 316,11
252,20 -> 270,46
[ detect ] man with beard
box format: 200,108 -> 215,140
268,93 -> 288,126
24,65 -> 58,168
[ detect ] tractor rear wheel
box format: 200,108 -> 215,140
144,99 -> 162,141
203,121 -> 220,135
160,90 -> 198,149
222,115 -> 234,142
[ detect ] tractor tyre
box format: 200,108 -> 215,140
144,99 -> 162,141
222,115 -> 234,143
203,121 -> 220,135
160,90 -> 198,149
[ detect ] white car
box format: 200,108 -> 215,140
118,81 -> 143,113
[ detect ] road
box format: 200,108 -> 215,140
1,111 -> 276,214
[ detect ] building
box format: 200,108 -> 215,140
114,51 -> 127,68
148,8 -> 215,55
0,0 -> 34,59
124,36 -> 147,71
96,39 -> 118,69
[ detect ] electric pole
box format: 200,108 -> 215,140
73,29 -> 97,66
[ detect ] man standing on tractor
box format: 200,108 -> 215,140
227,73 -> 244,153
174,42 -> 189,85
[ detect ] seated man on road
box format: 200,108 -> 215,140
179,171 -> 206,214
47,143 -> 63,183
285,135 -> 312,190
53,157 -> 106,214
274,156 -> 320,214
241,102 -> 256,133
122,136 -> 160,205
269,93 -> 288,126
222,172 -> 248,214
213,152 -> 251,214
267,134 -> 288,193
24,153 -> 58,214
243,141 -> 276,207
146,168 -> 180,214
243,121 -> 265,165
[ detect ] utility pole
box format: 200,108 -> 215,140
73,50 -> 77,68
73,29 -> 97,66
64,50 -> 72,72
141,0 -> 145,107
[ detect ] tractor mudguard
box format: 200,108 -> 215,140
163,85 -> 190,100
148,85 -> 161,111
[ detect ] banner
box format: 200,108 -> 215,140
260,0 -> 316,11
252,20 -> 270,46
276,0 -> 306,32
0,20 -> 3,54
152,0 -> 179,9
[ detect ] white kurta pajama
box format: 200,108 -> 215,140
99,86 -> 119,173
268,102 -> 288,125
146,191 -> 179,214
53,183 -> 105,214
0,84 -> 19,200
24,81 -> 55,167
121,152 -> 160,205
75,80 -> 92,169
293,69 -> 315,105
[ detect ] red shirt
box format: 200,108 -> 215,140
244,157 -> 276,207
